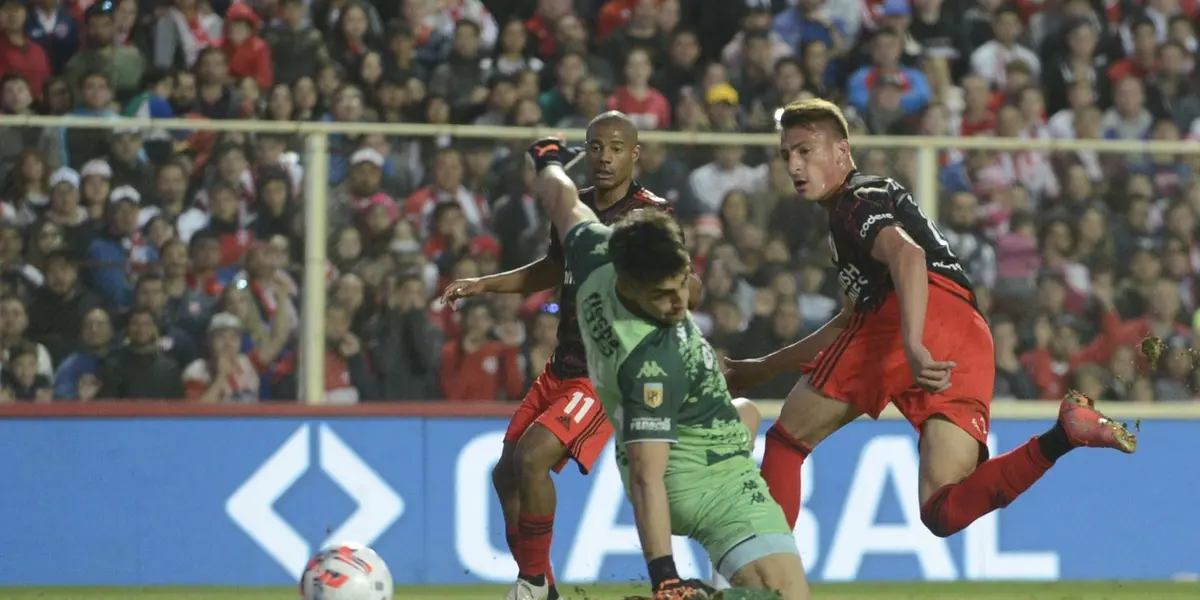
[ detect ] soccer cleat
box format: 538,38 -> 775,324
1058,391 -> 1138,454
504,577 -> 550,600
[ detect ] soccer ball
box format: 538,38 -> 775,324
299,541 -> 393,600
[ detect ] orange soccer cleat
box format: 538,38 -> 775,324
1058,391 -> 1138,454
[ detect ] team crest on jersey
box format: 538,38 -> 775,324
643,382 -> 664,408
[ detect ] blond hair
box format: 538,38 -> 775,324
776,98 -> 850,140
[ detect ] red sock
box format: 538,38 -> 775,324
516,513 -> 554,580
761,423 -> 811,530
920,437 -> 1054,537
505,524 -> 520,564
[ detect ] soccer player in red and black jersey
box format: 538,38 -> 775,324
725,99 -> 1137,542
442,111 -> 679,600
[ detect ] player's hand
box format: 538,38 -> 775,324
903,342 -> 955,394
723,357 -> 775,396
441,278 -> 487,309
526,137 -> 581,174
652,578 -> 714,599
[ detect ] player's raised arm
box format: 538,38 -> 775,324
526,138 -> 599,245
441,255 -> 562,307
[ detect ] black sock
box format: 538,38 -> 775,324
520,574 -> 546,587
1037,422 -> 1072,463
548,584 -> 560,600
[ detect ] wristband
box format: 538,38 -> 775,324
647,555 -> 679,589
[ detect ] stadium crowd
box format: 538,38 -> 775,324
0,0 -> 1197,403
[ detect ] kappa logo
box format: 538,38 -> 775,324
226,424 -> 404,579
637,361 -> 667,378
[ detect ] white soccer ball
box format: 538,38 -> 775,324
299,541 -> 394,600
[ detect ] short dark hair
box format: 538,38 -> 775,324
5,340 -> 38,364
776,98 -> 850,139
44,249 -> 75,269
134,272 -> 164,294
587,110 -> 638,142
610,210 -> 690,286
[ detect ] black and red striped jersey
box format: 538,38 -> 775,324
828,172 -> 974,313
546,183 -> 671,379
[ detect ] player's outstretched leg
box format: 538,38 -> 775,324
919,392 -> 1137,537
511,423 -> 570,599
760,379 -> 861,528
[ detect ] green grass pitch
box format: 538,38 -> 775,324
2,582 -> 1199,600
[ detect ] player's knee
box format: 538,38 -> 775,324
921,513 -> 956,538
491,458 -> 515,494
515,428 -> 566,480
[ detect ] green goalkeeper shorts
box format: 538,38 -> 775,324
669,459 -> 798,579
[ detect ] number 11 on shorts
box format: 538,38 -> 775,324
563,391 -> 595,423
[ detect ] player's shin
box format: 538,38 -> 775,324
760,424 -> 811,530
919,439 -> 1053,538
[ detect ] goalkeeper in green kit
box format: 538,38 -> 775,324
524,138 -> 811,600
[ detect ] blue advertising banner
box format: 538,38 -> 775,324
0,417 -> 1195,585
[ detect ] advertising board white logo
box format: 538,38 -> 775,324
226,424 -> 404,579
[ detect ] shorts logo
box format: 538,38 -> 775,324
637,361 -> 667,378
643,382 -> 664,408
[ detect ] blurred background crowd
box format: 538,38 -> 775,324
0,0 -> 1198,403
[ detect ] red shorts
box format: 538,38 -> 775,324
808,279 -> 994,455
503,366 -> 612,474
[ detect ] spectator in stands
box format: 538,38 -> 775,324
52,305 -> 111,400
128,272 -> 198,367
847,27 -> 930,114
85,183 -> 145,309
607,47 -> 670,130
26,250 -> 102,366
0,0 -> 51,101
222,2 -> 272,91
1103,77 -> 1153,140
25,0 -> 80,74
265,0 -> 328,86
429,19 -> 487,115
63,72 -> 118,169
371,272 -> 440,399
438,299 -> 522,401
0,339 -> 50,401
687,143 -> 767,215
182,311 -> 260,402
0,294 -> 52,377
152,0 -> 221,71
96,307 -> 183,400
324,301 -> 378,403
63,1 -> 145,102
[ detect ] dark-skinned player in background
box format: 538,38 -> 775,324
724,99 -> 1137,543
442,111 -> 702,600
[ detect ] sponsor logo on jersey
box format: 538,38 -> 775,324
582,293 -> 619,358
643,382 -> 664,408
637,361 -> 667,378
629,417 -> 672,432
837,263 -> 870,304
591,241 -> 609,256
859,212 -> 894,239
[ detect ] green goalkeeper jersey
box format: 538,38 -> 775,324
562,221 -> 753,490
